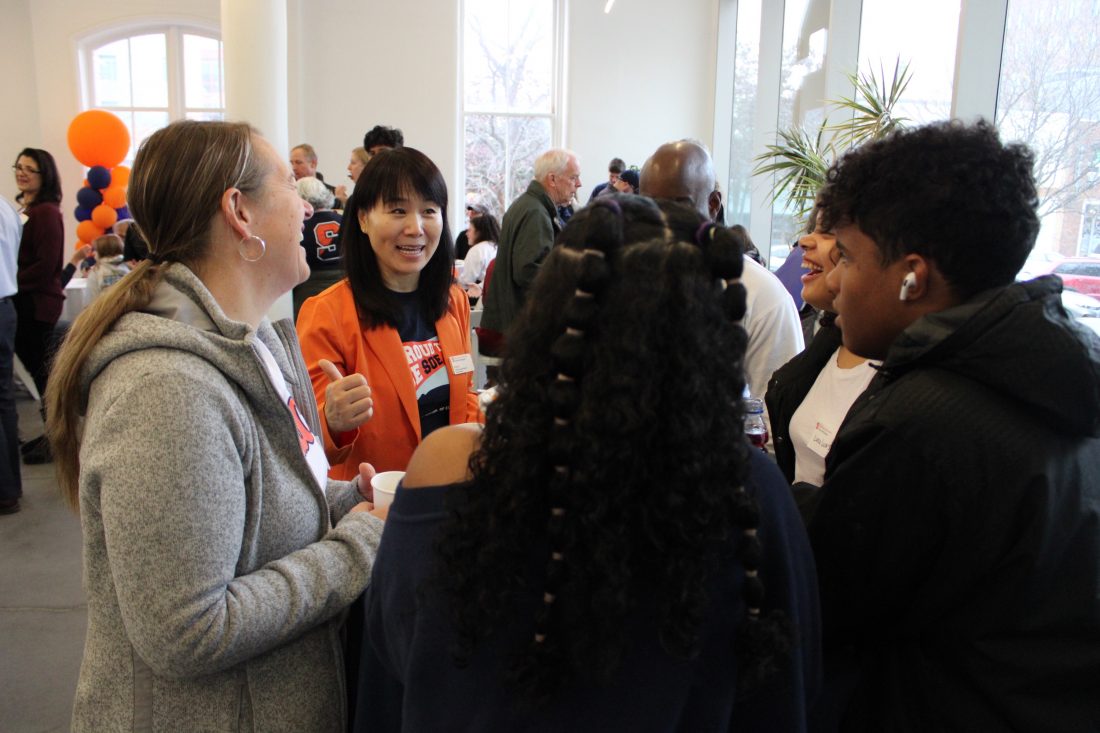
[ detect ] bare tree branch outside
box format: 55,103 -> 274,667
996,0 -> 1100,255
464,0 -> 555,218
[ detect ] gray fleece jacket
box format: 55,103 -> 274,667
71,264 -> 384,732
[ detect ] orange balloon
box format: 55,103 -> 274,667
76,220 -> 105,244
74,240 -> 85,251
67,110 -> 131,168
102,185 -> 127,209
111,166 -> 131,187
91,204 -> 118,229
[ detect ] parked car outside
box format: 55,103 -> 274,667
1061,288 -> 1100,336
1045,257 -> 1100,296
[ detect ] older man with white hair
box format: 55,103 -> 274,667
292,176 -> 343,320
481,148 -> 581,346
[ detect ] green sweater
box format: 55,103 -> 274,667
480,179 -> 561,334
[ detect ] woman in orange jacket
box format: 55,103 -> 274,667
297,147 -> 481,480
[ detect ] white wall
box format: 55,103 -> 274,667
566,0 -> 720,201
1,0 -> 42,193
4,0 -> 719,233
293,0 -> 719,222
2,0 -> 220,230
291,0 -> 463,229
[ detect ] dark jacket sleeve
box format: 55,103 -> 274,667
17,203 -> 64,294
511,208 -> 554,290
737,450 -> 822,733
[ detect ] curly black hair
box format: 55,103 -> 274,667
363,124 -> 404,151
817,119 -> 1040,299
435,194 -> 789,703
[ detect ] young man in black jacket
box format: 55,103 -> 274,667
808,119 -> 1100,732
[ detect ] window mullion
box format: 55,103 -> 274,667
166,27 -> 183,120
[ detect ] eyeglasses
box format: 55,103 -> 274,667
12,164 -> 40,175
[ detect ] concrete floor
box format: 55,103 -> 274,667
0,389 -> 85,733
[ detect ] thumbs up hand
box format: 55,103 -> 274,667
318,359 -> 374,434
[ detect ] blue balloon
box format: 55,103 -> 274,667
76,186 -> 103,209
115,206 -> 130,221
87,165 -> 112,190
74,206 -> 92,222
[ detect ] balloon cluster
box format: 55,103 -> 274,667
67,110 -> 132,248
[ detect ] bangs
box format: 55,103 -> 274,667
352,147 -> 448,214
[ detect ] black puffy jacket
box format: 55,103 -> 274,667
809,276 -> 1100,732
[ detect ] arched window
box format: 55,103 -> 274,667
79,22 -> 224,164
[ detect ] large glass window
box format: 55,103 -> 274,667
725,0 -> 762,231
996,0 -> 1100,256
82,26 -> 224,164
766,0 -> 829,261
858,0 -> 960,126
463,0 -> 559,216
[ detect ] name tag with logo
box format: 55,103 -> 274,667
807,421 -> 835,459
449,353 -> 475,375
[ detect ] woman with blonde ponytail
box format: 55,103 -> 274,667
46,120 -> 384,732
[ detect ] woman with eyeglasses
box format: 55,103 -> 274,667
45,120 -> 385,731
12,148 -> 64,464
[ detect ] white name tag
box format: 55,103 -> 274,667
807,420 -> 835,459
449,353 -> 475,375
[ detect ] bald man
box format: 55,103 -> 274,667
641,140 -> 804,408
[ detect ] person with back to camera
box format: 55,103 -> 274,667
12,147 -> 64,464
44,120 -> 386,732
85,232 -> 130,301
807,120 -> 1100,730
293,175 -> 343,319
296,147 -> 482,480
765,204 -> 874,508
354,195 -> 822,732
457,211 -> 499,302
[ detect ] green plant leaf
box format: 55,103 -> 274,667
751,56 -> 913,225
751,122 -> 832,219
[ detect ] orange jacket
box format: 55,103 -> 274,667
296,280 -> 482,479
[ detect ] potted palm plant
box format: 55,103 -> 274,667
753,59 -> 912,225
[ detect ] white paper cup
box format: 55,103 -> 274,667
370,471 -> 405,509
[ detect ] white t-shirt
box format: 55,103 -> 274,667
459,241 -> 497,287
788,348 -> 877,487
253,338 -> 331,491
740,255 -> 804,444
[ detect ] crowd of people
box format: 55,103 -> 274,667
1,116 -> 1098,732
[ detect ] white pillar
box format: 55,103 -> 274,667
952,0 -> 1007,123
222,0 -> 294,322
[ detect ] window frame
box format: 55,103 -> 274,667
459,0 -> 567,214
77,20 -> 224,162
721,0 -> 1016,269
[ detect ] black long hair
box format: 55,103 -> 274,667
436,194 -> 788,702
14,148 -> 62,207
341,146 -> 454,328
469,212 -> 500,245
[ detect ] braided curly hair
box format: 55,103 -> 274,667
436,194 -> 790,703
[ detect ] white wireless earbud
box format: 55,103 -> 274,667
898,272 -> 918,301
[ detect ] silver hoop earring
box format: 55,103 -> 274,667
238,234 -> 266,262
